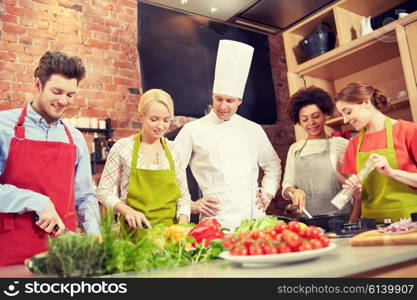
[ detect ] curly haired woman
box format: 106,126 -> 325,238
282,86 -> 351,217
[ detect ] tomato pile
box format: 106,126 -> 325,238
222,221 -> 330,256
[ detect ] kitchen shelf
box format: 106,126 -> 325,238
77,119 -> 114,174
326,116 -> 344,127
326,96 -> 410,127
77,127 -> 114,140
294,15 -> 417,77
284,0 -> 417,73
283,0 -> 417,141
295,27 -> 400,80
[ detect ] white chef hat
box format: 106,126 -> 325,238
212,40 -> 254,99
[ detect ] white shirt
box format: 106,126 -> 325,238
175,110 -> 281,229
96,135 -> 191,220
282,137 -> 348,200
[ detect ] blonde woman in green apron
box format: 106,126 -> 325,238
282,86 -> 351,217
97,89 -> 191,229
336,82 -> 417,223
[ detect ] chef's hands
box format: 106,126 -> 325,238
368,153 -> 394,177
289,189 -> 306,212
191,197 -> 219,217
124,207 -> 152,229
256,190 -> 273,212
36,200 -> 65,236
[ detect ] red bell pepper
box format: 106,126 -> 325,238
202,231 -> 224,247
198,218 -> 221,231
188,218 -> 223,247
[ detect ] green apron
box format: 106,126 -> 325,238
356,117 -> 417,223
121,133 -> 181,228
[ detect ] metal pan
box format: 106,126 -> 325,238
275,213 -> 349,232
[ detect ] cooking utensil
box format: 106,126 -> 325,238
124,219 -> 148,229
287,191 -> 313,218
275,213 -> 350,232
285,192 -> 349,230
299,22 -> 336,59
302,208 -> 313,219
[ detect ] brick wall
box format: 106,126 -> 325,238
0,0 -> 295,213
265,33 -> 295,214
0,0 -> 141,138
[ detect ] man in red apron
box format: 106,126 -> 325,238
0,51 -> 100,266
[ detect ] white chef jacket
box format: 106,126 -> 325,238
174,110 -> 281,230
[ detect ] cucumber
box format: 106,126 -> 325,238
25,251 -> 48,274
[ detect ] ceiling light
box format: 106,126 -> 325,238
210,7 -> 218,13
180,0 -> 187,4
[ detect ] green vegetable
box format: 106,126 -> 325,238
235,216 -> 283,232
26,210 -> 224,277
42,232 -> 105,277
25,252 -> 48,275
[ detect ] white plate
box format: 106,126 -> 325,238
219,243 -> 336,267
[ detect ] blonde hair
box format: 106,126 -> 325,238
138,89 -> 174,118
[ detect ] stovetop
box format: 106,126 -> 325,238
328,212 -> 417,238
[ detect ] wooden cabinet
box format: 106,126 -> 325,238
283,0 -> 417,141
405,20 -> 417,87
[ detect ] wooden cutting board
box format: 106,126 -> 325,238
349,229 -> 417,246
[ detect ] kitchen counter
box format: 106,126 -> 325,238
109,239 -> 417,278
2,239 -> 417,278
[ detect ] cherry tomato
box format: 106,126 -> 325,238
274,223 -> 288,233
222,235 -> 238,249
249,244 -> 264,256
291,245 -> 300,252
284,233 -> 301,249
282,229 -> 296,242
298,228 -> 309,238
299,241 -> 313,251
230,245 -> 249,256
239,231 -> 251,240
258,230 -> 272,241
264,244 -> 279,255
273,233 -> 282,242
268,229 -> 278,238
258,241 -> 268,249
309,238 -> 323,249
288,221 -> 301,233
251,230 -> 260,240
241,238 -> 254,249
319,235 -> 330,247
306,226 -> 321,239
278,244 -> 292,253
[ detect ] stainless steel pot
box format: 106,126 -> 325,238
275,213 -> 349,232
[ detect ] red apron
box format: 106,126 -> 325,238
0,105 -> 77,266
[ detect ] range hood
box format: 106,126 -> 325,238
139,0 -> 337,34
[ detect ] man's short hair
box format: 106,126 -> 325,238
34,51 -> 86,88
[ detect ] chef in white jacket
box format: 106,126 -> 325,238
175,40 -> 281,230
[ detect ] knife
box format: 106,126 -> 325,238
124,219 -> 148,229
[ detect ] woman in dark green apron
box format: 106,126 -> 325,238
335,82 -> 417,223
96,89 -> 191,230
